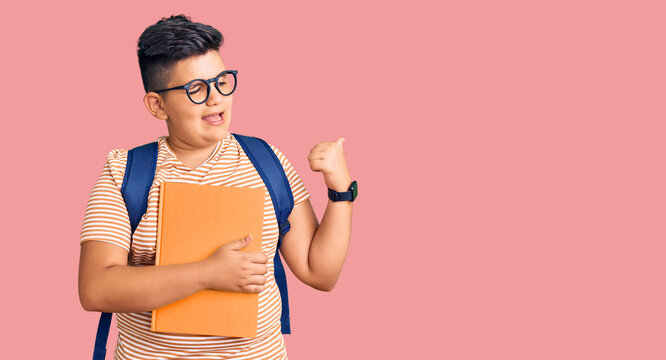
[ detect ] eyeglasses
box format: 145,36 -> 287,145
153,70 -> 238,104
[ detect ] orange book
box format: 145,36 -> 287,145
152,181 -> 265,338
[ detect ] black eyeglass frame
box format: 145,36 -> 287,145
152,70 -> 238,104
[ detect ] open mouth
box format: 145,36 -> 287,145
202,112 -> 225,126
202,112 -> 223,122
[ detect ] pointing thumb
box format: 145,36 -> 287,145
336,137 -> 346,151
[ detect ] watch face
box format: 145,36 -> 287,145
351,181 -> 358,200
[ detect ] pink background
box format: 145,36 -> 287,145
1,1 -> 665,359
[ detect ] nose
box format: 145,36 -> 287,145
205,79 -> 227,106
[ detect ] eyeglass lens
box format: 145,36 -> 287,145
187,72 -> 236,103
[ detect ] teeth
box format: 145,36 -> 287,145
203,113 -> 221,120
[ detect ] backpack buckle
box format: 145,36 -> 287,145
279,220 -> 291,235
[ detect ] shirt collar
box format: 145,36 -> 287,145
157,133 -> 231,169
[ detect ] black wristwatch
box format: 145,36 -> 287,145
328,180 -> 358,202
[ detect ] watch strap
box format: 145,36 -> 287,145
328,180 -> 357,202
328,187 -> 354,201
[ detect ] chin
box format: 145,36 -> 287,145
211,127 -> 229,140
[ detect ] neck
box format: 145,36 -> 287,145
165,135 -> 221,165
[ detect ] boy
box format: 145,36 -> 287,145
78,14 -> 356,359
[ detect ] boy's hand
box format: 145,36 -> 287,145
200,234 -> 268,293
307,137 -> 352,191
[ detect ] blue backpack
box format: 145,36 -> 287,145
92,134 -> 295,360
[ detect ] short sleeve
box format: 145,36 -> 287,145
79,149 -> 132,252
269,144 -> 311,208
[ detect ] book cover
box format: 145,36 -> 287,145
152,181 -> 265,338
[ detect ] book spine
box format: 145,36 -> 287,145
151,181 -> 166,332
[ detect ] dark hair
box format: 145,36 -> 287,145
137,14 -> 224,93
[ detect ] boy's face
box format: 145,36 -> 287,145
143,49 -> 233,148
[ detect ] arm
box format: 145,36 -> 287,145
78,241 -> 207,313
79,236 -> 268,313
280,138 -> 353,292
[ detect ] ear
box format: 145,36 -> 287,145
143,92 -> 169,121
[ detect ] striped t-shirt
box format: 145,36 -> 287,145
80,132 -> 310,359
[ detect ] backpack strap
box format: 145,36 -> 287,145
92,142 -> 158,360
92,312 -> 112,360
120,142 -> 159,234
233,133 -> 295,334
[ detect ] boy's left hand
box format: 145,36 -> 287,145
307,137 -> 352,192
